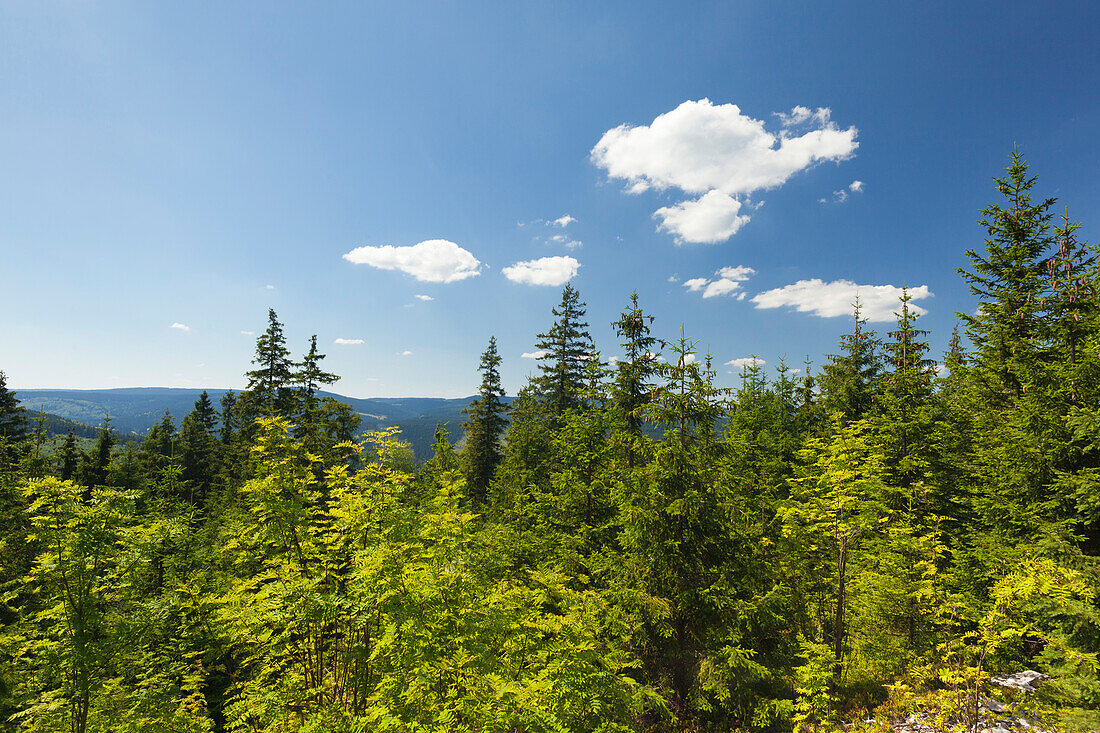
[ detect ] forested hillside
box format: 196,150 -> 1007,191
15,389 -> 494,460
1,153 -> 1098,732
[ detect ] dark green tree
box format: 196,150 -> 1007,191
533,284 -> 594,419
819,301 -> 882,423
958,147 -> 1056,399
610,291 -> 661,440
462,336 -> 509,503
178,391 -> 220,506
244,309 -> 296,417
58,428 -> 79,481
294,335 -> 339,444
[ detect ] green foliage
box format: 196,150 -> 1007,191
4,152 -> 1100,732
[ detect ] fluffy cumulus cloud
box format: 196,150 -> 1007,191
592,99 -> 858,243
751,279 -> 932,321
552,214 -> 577,227
683,265 -> 756,299
170,323 -> 190,332
334,338 -> 364,345
343,239 -> 481,283
502,256 -> 580,286
726,356 -> 765,371
414,294 -> 434,301
521,350 -> 549,359
655,190 -> 750,244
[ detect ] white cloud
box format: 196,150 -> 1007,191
667,274 -> 679,283
552,214 -> 577,227
240,330 -> 254,336
334,338 -> 364,345
776,106 -> 833,127
681,354 -> 698,365
521,350 -> 549,359
503,256 -> 580,286
343,239 -> 482,283
399,350 -> 412,356
726,356 -> 765,371
655,190 -> 751,244
547,233 -> 583,249
265,284 -> 275,290
702,279 -> 744,298
683,265 -> 756,299
683,277 -> 708,292
592,99 -> 857,196
170,323 -> 190,332
823,179 -> 865,204
592,100 -> 857,243
414,294 -> 434,301
751,279 -> 932,321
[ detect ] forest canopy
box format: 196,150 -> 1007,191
1,152 -> 1099,732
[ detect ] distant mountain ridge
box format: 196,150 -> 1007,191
14,388 -> 510,461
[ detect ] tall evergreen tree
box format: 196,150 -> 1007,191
244,309 -> 296,416
178,391 -> 220,506
958,147 -> 1056,399
610,291 -> 661,440
294,335 -> 339,443
0,371 -> 28,444
533,284 -> 594,418
819,301 -> 882,423
462,337 -> 509,502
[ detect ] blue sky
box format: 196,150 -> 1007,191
2,1 -> 1098,397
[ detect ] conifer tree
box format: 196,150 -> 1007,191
879,289 -> 937,493
294,335 -> 339,443
610,291 -> 661,440
58,428 -> 79,481
958,147 -> 1056,399
245,309 -> 296,416
0,371 -> 28,443
533,284 -> 594,418
462,336 -> 509,502
80,416 -> 115,489
819,301 -> 882,423
178,391 -> 220,506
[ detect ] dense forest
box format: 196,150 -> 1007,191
1,152 -> 1098,732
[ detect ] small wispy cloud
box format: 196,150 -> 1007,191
265,284 -> 275,290
399,350 -> 412,356
335,338 -> 364,345
521,350 -> 549,359
414,294 -> 434,301
170,323 -> 191,332
821,179 -> 865,204
683,265 -> 756,298
726,356 -> 765,372
241,330 -> 254,336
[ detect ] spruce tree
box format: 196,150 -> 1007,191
533,284 -> 594,418
294,335 -> 339,443
958,147 -> 1056,399
58,428 -> 79,481
178,391 -> 220,506
819,301 -> 882,423
0,371 -> 28,443
462,336 -> 509,502
245,309 -> 296,416
610,291 -> 661,439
